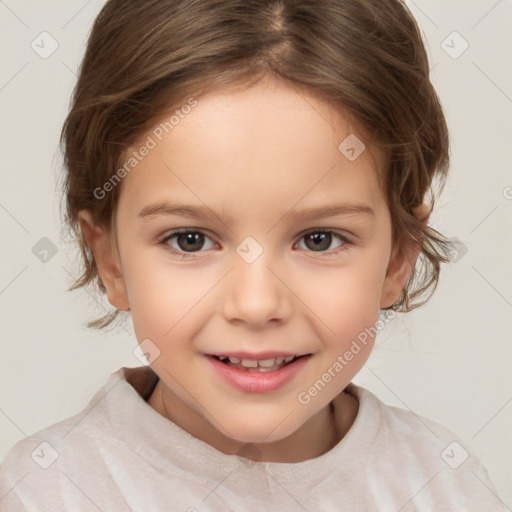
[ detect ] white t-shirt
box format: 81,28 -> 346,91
0,365 -> 506,511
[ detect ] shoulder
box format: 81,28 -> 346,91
350,383 -> 466,448
352,384 -> 457,444
0,416 -> 105,511
0,369 -> 129,510
345,384 -> 506,510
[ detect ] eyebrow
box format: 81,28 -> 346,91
137,200 -> 375,226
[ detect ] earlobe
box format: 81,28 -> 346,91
77,210 -> 130,311
379,204 -> 430,309
379,242 -> 420,309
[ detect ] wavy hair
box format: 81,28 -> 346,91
60,0 -> 453,329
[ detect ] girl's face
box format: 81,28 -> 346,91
83,77 -> 414,457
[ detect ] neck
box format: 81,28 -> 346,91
147,381 -> 358,463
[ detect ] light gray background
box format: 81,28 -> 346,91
1,0 -> 511,506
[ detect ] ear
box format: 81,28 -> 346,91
379,204 -> 430,309
77,210 -> 130,311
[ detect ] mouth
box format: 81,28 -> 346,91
206,352 -> 312,393
208,354 -> 309,373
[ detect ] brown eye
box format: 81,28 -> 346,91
304,232 -> 332,251
296,230 -> 349,253
160,230 -> 216,253
175,232 -> 205,252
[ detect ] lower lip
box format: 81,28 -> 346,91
206,355 -> 310,394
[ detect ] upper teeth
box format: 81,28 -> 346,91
218,356 -> 295,367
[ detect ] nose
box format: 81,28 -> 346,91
220,254 -> 293,329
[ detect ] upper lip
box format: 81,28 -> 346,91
206,351 -> 309,360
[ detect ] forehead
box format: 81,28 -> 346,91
118,78 -> 386,221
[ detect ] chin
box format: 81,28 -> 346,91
218,415 -> 301,445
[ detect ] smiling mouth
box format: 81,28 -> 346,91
210,354 -> 309,372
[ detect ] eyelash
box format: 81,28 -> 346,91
158,228 -> 352,259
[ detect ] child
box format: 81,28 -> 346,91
0,0 -> 506,510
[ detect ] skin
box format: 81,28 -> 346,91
79,75 -> 428,463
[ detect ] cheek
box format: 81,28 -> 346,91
301,255 -> 386,324
123,250 -> 216,342
296,250 -> 388,364
122,229 -> 390,348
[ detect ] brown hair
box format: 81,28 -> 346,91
59,0 -> 453,330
